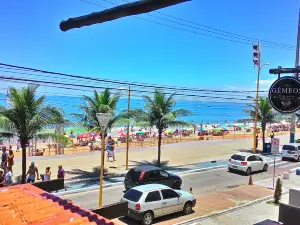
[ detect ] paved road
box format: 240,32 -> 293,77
62,157 -> 300,210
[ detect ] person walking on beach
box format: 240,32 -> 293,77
106,136 -> 116,161
26,162 -> 40,183
16,140 -> 20,152
270,131 -> 275,141
7,150 -> 14,174
1,146 -> 8,173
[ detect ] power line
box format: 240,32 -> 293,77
113,0 -> 295,49
0,63 -> 267,93
80,0 -> 294,50
0,75 -> 258,102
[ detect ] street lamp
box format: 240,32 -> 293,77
119,86 -> 131,170
96,113 -> 113,207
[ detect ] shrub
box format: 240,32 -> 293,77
274,177 -> 282,204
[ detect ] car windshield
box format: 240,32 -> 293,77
126,169 -> 142,182
123,189 -> 143,202
282,145 -> 296,151
231,154 -> 246,161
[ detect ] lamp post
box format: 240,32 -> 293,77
251,43 -> 269,152
96,113 -> 113,207
120,86 -> 131,170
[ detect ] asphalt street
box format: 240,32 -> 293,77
61,158 -> 299,210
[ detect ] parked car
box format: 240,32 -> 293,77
122,184 -> 196,225
282,143 -> 300,161
228,153 -> 268,175
124,165 -> 182,190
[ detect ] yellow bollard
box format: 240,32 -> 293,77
189,187 -> 193,194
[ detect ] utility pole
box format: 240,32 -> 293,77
290,10 -> 300,143
253,41 -> 261,153
126,86 -> 131,170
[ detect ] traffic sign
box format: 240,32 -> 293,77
271,138 -> 280,154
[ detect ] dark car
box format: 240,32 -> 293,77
124,165 -> 182,190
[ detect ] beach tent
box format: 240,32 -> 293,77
213,127 -> 223,131
166,129 -> 174,133
136,131 -> 145,135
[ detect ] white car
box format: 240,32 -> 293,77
228,153 -> 268,176
282,143 -> 300,161
121,184 -> 196,225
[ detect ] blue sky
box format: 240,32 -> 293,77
0,0 -> 299,95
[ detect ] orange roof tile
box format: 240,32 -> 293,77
0,184 -> 115,225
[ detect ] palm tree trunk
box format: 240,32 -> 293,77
157,129 -> 162,166
21,140 -> 27,184
262,123 -> 266,149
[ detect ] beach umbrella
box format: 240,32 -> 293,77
69,134 -> 76,138
136,131 -> 145,135
167,129 -> 174,133
64,135 -> 70,139
214,127 -> 223,131
119,132 -> 127,137
78,133 -> 89,139
90,132 -> 98,137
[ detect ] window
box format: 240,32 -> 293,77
282,145 -> 296,151
147,171 -> 159,179
145,191 -> 161,202
126,169 -> 142,182
159,171 -> 169,178
254,155 -> 262,161
247,156 -> 255,162
123,189 -> 143,202
298,146 -> 300,150
231,154 -> 246,161
161,189 -> 179,199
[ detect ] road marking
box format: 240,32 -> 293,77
268,161 -> 286,166
277,162 -> 300,169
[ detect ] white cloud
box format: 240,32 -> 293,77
225,85 -> 237,89
255,79 -> 276,86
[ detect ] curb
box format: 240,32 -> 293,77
174,190 -> 289,225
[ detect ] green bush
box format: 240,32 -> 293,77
274,178 -> 282,204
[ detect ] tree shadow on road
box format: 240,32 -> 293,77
128,159 -> 191,173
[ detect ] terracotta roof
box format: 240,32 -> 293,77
0,184 -> 115,225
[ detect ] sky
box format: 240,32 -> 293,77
0,0 -> 299,96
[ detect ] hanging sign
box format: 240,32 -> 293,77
268,76 -> 300,113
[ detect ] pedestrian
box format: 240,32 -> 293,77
26,162 -> 40,183
16,140 -> 20,152
106,136 -> 116,161
7,150 -> 14,174
43,167 -> 51,181
57,165 -> 65,179
1,146 -> 8,173
0,169 -> 5,187
270,131 -> 275,140
5,169 -> 13,186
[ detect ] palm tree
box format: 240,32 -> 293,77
244,97 -> 277,147
132,90 -> 192,166
0,86 -> 65,183
73,89 -> 124,133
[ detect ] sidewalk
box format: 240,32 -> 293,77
112,185 -> 273,225
12,135 -> 291,181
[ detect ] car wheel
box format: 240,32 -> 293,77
297,156 -> 300,162
183,201 -> 193,215
263,164 -> 268,172
282,157 -> 286,161
228,168 -> 233,172
246,167 -> 252,176
141,211 -> 153,225
172,181 -> 181,190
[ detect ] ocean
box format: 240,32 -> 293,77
0,93 -> 248,124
